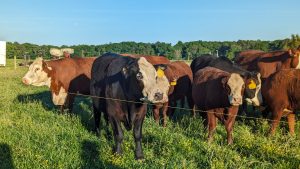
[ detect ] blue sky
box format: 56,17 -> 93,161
0,0 -> 299,46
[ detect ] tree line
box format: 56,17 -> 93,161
6,34 -> 300,60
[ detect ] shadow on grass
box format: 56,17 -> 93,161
81,140 -> 122,169
16,91 -> 56,111
15,91 -> 97,133
0,143 -> 15,169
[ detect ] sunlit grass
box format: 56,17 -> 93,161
0,59 -> 299,168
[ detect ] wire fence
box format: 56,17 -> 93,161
68,92 -> 298,125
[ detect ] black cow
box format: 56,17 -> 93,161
190,55 -> 262,111
90,53 -> 170,160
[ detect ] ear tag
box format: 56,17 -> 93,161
170,80 -> 177,86
248,80 -> 256,89
157,68 -> 165,78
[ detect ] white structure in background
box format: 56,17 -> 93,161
0,41 -> 6,66
50,48 -> 74,58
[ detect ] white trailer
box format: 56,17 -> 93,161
0,41 -> 6,66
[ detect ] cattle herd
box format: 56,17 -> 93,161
22,47 -> 300,160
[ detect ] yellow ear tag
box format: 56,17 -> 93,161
248,80 -> 257,89
157,68 -> 165,78
170,80 -> 177,86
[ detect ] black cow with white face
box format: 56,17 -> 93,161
190,54 -> 262,107
90,53 -> 170,160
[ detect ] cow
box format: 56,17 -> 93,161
22,57 -> 96,113
152,61 -> 193,126
262,69 -> 300,136
120,53 -> 170,64
90,53 -> 170,159
192,67 -> 245,144
190,55 -> 262,108
235,48 -> 300,81
234,50 -> 264,71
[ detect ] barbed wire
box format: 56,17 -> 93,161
68,92 -> 299,125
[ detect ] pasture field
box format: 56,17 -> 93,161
0,59 -> 299,169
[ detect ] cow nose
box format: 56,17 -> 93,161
233,97 -> 242,103
22,77 -> 29,85
154,92 -> 163,101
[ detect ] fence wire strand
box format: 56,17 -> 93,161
68,92 -> 297,125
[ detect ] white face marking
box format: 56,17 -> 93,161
22,57 -> 52,87
248,73 -> 262,106
52,87 -> 68,105
227,73 -> 244,106
137,57 -> 170,103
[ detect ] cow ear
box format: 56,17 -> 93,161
42,60 -> 52,71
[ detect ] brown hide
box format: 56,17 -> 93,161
234,50 -> 264,71
44,57 -> 96,111
262,69 -> 300,135
192,67 -> 243,144
153,61 -> 193,126
235,49 -> 300,80
120,54 -> 170,64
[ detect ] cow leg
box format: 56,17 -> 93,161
93,104 -> 101,135
168,101 -> 176,117
287,113 -> 295,135
186,96 -> 195,118
224,108 -> 238,145
133,117 -> 145,160
66,94 -> 75,115
59,105 -> 65,114
162,102 -> 168,127
207,113 -> 217,143
111,117 -> 123,155
153,105 -> 160,124
269,111 -> 283,136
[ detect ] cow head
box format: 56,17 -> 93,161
122,57 -> 170,103
222,73 -> 245,106
22,57 -> 52,87
289,48 -> 300,69
244,72 -> 263,106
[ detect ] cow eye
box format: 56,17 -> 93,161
136,72 -> 143,80
35,68 -> 40,72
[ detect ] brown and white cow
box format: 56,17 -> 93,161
262,69 -> 300,136
152,61 -> 193,127
192,67 -> 245,144
235,48 -> 300,80
22,57 -> 96,113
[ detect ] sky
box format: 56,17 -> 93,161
0,0 -> 299,46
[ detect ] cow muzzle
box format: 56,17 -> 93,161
22,77 -> 30,85
229,96 -> 243,106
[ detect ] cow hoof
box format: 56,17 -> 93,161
135,154 -> 144,160
113,147 -> 123,155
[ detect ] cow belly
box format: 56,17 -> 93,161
52,87 -> 68,105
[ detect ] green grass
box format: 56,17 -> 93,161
0,59 -> 299,169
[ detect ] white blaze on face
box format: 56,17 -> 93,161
247,73 -> 263,106
137,57 -> 170,103
227,73 -> 244,106
52,87 -> 68,105
22,57 -> 52,87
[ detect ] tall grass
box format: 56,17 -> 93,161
0,59 -> 299,169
